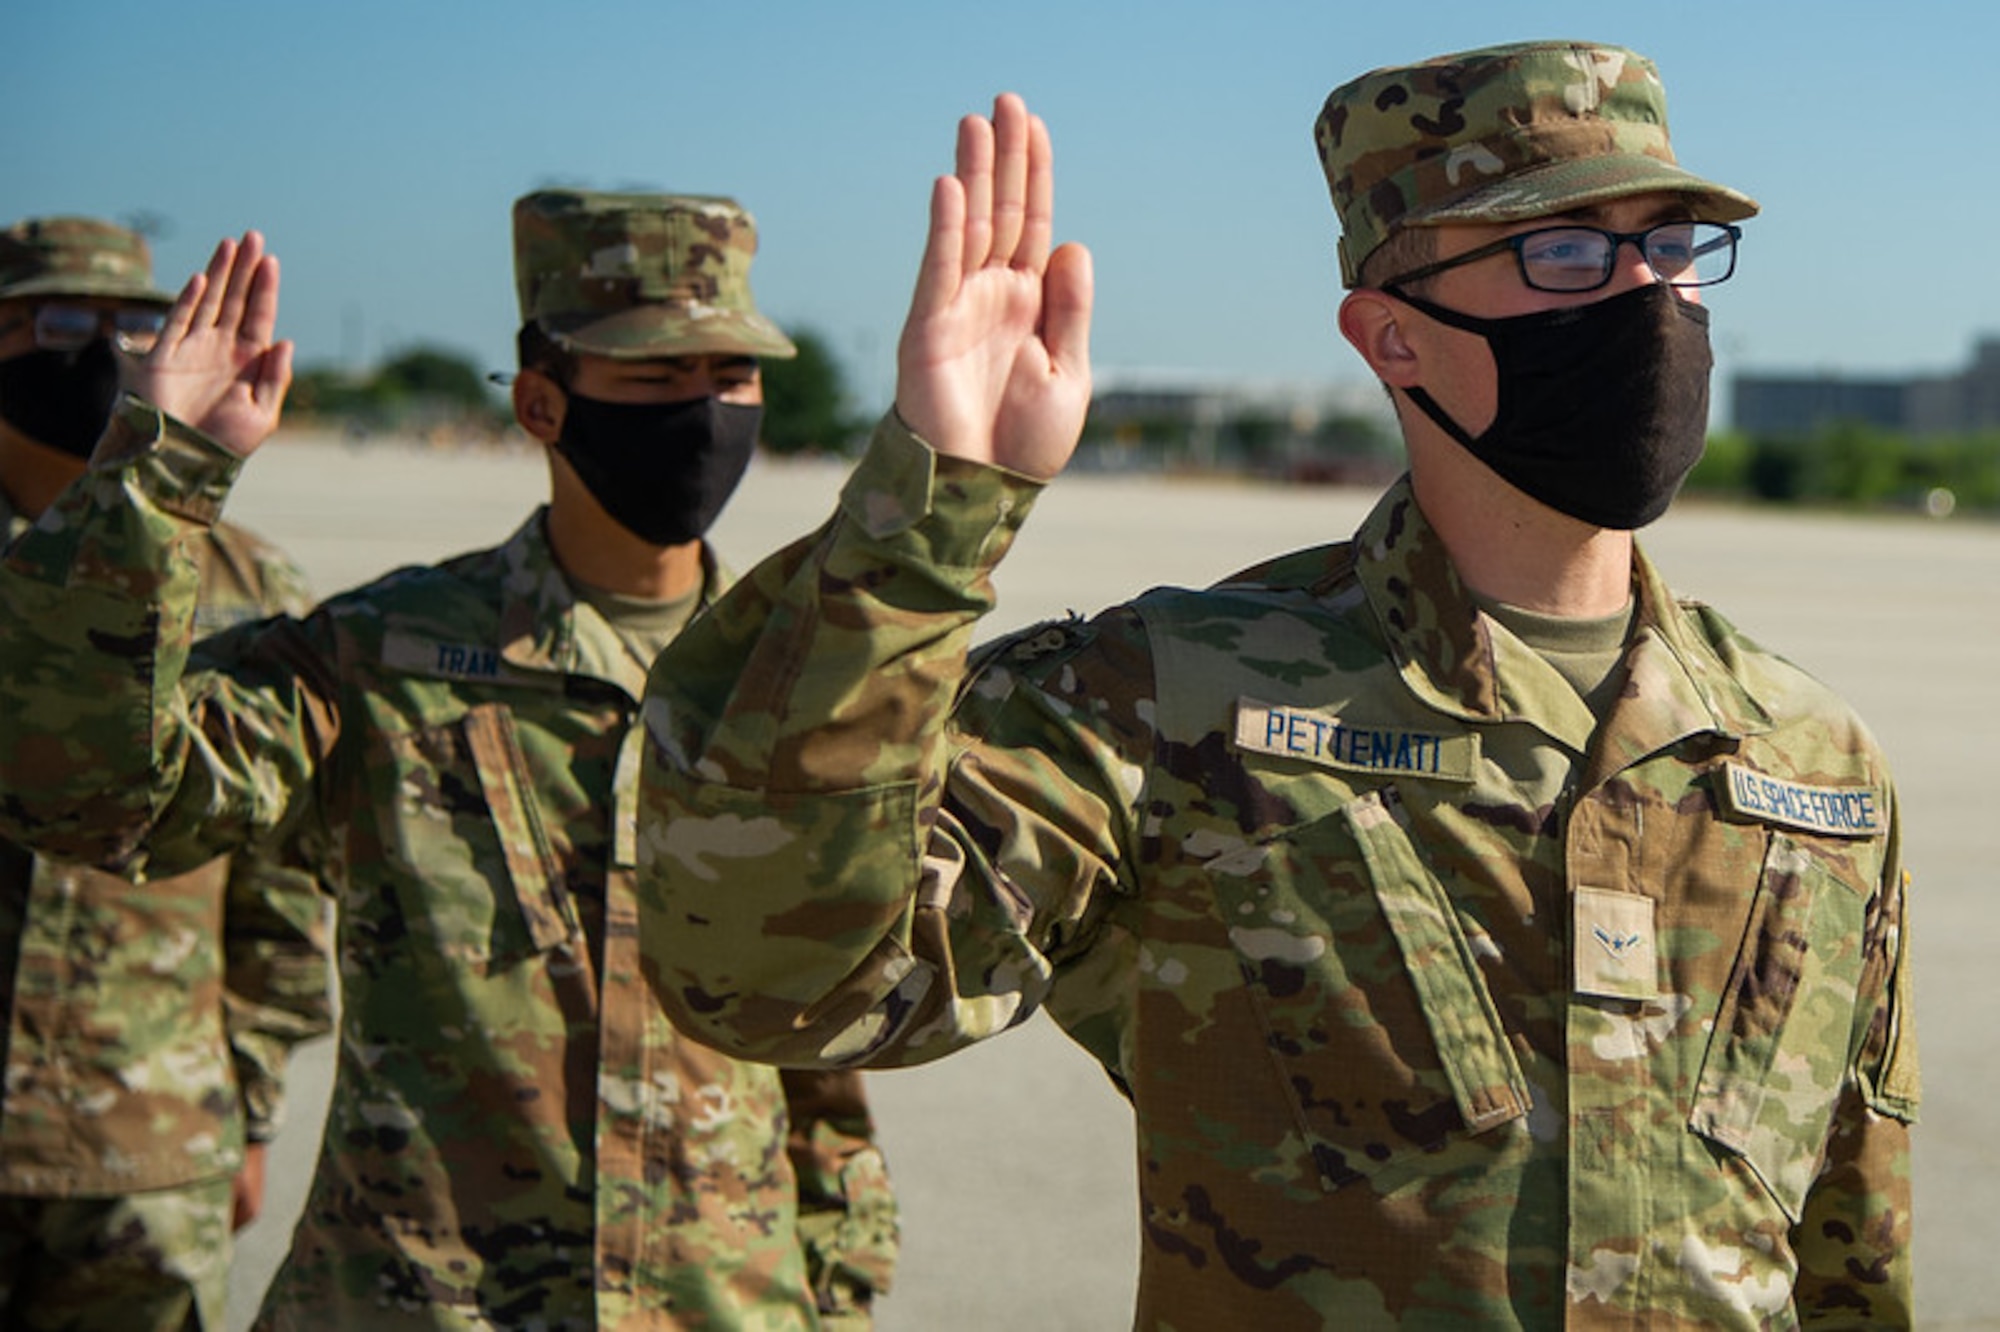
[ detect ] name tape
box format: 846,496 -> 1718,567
1719,761 -> 1882,838
384,630 -> 508,683
1234,699 -> 1477,782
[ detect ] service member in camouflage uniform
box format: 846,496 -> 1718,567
0,216 -> 333,1329
0,198 -> 898,1329
628,45 -> 1917,1328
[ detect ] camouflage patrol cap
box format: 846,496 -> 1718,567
1315,40 -> 1760,287
0,216 -> 174,306
513,190 -> 796,360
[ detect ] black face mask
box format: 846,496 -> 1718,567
0,340 -> 122,459
1390,282 -> 1714,530
551,392 -> 761,547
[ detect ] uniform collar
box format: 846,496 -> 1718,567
1352,477 -> 1773,760
491,507 -> 722,701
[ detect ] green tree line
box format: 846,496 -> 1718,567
1691,424 -> 2000,514
286,329 -> 871,453
285,338 -> 2000,517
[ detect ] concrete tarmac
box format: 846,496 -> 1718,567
220,431 -> 1996,1329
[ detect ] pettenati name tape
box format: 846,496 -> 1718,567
1235,698 -> 1478,782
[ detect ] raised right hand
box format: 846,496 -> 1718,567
894,93 -> 1093,481
126,231 -> 293,459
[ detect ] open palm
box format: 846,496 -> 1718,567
895,94 -> 1093,480
127,231 -> 293,458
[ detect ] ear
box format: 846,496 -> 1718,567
513,368 -> 566,445
1337,289 -> 1423,389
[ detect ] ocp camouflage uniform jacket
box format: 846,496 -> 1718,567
0,478 -> 331,1197
0,398 -> 898,1330
637,417 -> 1919,1329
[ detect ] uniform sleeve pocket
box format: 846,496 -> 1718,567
1690,831 -> 1867,1221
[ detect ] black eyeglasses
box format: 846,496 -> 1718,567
0,303 -> 168,354
1379,221 -> 1742,294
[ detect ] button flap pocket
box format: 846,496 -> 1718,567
1344,791 -> 1532,1134
461,704 -> 574,955
1690,832 -> 1867,1221
1208,787 -> 1528,1193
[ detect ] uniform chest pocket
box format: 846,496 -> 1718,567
1207,787 -> 1530,1192
1690,831 -> 1869,1221
380,703 -> 576,970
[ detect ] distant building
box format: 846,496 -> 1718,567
1732,376 -> 1906,436
1732,336 -> 2000,437
1081,370 -> 1401,483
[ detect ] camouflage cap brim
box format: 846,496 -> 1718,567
0,272 -> 175,307
542,305 -> 798,361
1407,153 -> 1758,231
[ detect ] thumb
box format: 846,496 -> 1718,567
258,340 -> 296,408
1042,242 -> 1093,382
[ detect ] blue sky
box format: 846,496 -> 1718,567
12,1 -> 1994,417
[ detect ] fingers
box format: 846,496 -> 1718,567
906,174 -> 967,328
189,236 -> 240,334
214,232 -> 267,340
241,250 -> 282,348
929,93 -> 1053,298
988,93 -> 1031,270
954,112 -> 994,275
154,270 -> 208,362
962,94 -> 1047,275
1020,110 -> 1054,272
162,234 -> 270,339
152,236 -> 235,359
147,232 -> 281,367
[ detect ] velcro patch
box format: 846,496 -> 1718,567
1234,699 -> 1477,782
1574,886 -> 1659,1001
1718,762 -> 1883,838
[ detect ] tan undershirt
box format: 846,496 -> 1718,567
571,581 -> 700,675
1477,594 -> 1637,721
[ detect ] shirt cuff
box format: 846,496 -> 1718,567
836,410 -> 1044,568
93,394 -> 245,526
